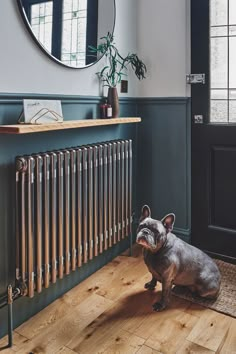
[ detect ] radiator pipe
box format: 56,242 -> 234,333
7,285 -> 13,348
0,287 -> 21,309
0,286 -> 21,349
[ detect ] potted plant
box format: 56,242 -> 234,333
89,32 -> 147,117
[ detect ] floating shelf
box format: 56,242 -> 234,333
0,117 -> 141,134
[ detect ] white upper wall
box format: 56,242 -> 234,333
137,0 -> 190,97
0,0 -> 138,96
97,0 -> 115,46
0,0 -> 190,97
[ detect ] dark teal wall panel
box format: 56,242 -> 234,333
136,98 -> 191,241
0,94 -> 191,339
0,94 -> 137,338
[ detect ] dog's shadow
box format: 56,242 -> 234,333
91,288 -> 192,330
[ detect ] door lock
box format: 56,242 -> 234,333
194,115 -> 203,124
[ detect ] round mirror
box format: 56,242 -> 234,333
17,0 -> 116,69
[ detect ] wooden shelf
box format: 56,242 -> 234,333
0,117 -> 141,134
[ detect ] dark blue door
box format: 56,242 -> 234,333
191,0 -> 236,262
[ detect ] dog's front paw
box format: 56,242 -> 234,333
144,281 -> 156,290
152,302 -> 166,312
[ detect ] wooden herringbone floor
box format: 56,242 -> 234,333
0,245 -> 235,354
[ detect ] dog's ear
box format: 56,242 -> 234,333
161,213 -> 175,233
140,205 -> 151,221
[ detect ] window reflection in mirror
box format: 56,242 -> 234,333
18,0 -> 115,68
30,2 -> 53,54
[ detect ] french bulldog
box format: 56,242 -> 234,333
136,205 -> 221,312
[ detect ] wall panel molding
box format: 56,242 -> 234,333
136,97 -> 191,242
0,93 -> 140,104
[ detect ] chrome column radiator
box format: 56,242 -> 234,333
15,140 -> 132,298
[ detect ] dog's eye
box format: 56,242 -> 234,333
138,224 -> 158,234
138,224 -> 147,231
149,226 -> 158,233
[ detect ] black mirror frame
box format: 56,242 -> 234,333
16,0 -> 116,69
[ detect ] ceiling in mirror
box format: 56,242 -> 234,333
17,0 -> 116,68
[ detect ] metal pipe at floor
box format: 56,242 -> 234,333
7,285 -> 13,348
0,285 -> 21,348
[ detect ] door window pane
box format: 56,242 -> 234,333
211,26 -> 228,36
229,37 -> 236,88
229,0 -> 236,24
229,25 -> 236,35
229,90 -> 236,99
211,90 -> 228,99
210,0 -> 236,122
229,101 -> 236,122
211,0 -> 228,26
210,37 -> 228,89
210,100 -> 228,122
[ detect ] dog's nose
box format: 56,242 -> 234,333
136,235 -> 148,247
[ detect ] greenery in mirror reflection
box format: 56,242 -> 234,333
89,32 -> 147,88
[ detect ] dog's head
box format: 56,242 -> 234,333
136,205 -> 175,252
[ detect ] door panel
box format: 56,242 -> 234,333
211,146 -> 236,229
191,0 -> 236,261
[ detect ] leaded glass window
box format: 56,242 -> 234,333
30,2 -> 53,53
210,0 -> 236,122
61,0 -> 88,67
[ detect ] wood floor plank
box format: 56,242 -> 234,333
186,309 -> 232,352
101,329 -> 145,354
96,257 -> 147,301
184,302 -> 207,318
66,294 -> 143,352
144,311 -> 199,353
16,256 -> 133,340
120,279 -> 162,333
66,276 -> 154,353
218,318 -> 236,354
176,339 -> 216,353
131,295 -> 190,340
67,277 -> 190,354
0,332 -> 28,352
136,345 -> 162,354
16,294 -> 73,341
14,293 -> 113,354
55,346 -> 78,354
0,347 -> 15,354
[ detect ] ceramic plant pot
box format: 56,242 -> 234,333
107,87 -> 119,118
